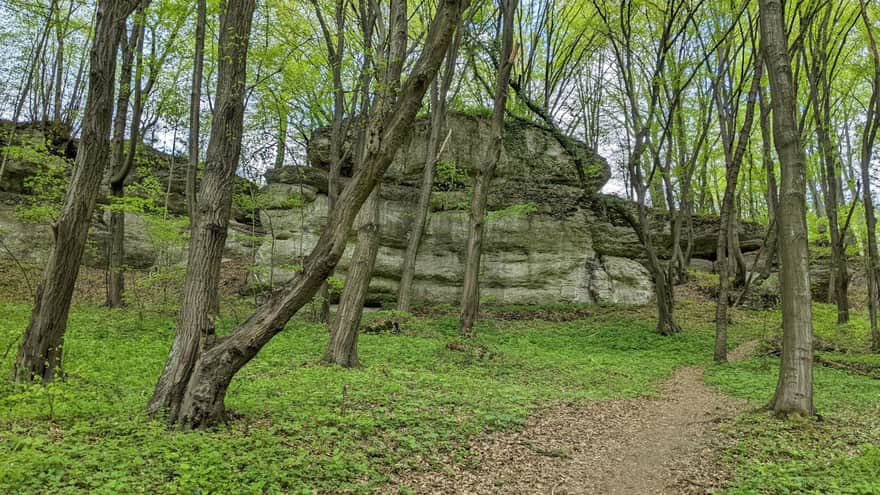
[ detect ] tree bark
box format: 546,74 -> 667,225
106,2 -> 148,309
459,0 -> 516,338
186,0 -> 207,223
397,31 -> 461,313
715,55 -> 762,363
13,0 -> 141,383
148,0 -> 257,418
151,0 -> 469,428
759,0 -> 815,417
859,0 -> 880,352
324,0 -> 407,366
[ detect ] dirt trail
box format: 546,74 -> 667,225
395,342 -> 757,494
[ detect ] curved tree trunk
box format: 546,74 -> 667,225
13,0 -> 141,382
759,0 -> 815,417
107,3 -> 148,309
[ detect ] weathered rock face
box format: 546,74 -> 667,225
0,116 -> 769,308
253,115 -> 762,307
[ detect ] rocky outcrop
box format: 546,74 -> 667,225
0,116 -> 769,308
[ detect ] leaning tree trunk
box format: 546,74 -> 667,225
760,0 -> 815,417
159,0 -> 469,429
148,0 -> 256,419
13,0 -> 140,383
459,0 -> 516,337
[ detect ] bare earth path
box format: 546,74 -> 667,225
395,342 -> 758,494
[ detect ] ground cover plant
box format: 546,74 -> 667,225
0,299 -> 876,494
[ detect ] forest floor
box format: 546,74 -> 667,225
1,282 -> 879,494
396,343 -> 757,495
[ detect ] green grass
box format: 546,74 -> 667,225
0,302 -> 714,494
706,302 -> 880,495
1,300 -> 878,494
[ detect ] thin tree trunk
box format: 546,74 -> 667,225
859,0 -> 880,351
398,31 -> 460,313
186,0 -> 207,223
105,11 -> 142,309
13,0 -> 141,382
148,0 -> 257,419
759,85 -> 779,279
759,0 -> 815,417
715,56 -> 762,362
459,0 -> 516,337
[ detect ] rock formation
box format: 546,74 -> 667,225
0,116 -> 773,307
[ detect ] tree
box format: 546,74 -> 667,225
858,0 -> 880,352
759,0 -> 815,417
148,0 -> 470,428
714,18 -> 762,363
325,0 -> 408,367
459,0 -> 517,338
148,0 -> 258,420
13,0 -> 143,382
186,0 -> 206,222
397,25 -> 462,314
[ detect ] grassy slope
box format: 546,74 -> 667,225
0,301 -> 877,494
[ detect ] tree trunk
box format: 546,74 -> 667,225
148,0 -> 257,418
759,0 -> 815,417
151,0 -> 469,428
459,0 -> 516,337
759,85 -> 779,279
13,0 -> 141,383
324,187 -> 380,367
398,32 -> 460,313
324,0 -> 406,365
107,2 -> 148,309
186,0 -> 206,223
859,0 -> 880,351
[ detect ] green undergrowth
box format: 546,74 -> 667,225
707,302 -> 880,494
1,301 -> 713,494
1,300 -> 878,494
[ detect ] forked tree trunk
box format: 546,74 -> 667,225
459,0 -> 516,337
151,0 -> 469,428
148,0 -> 257,418
324,0 -> 406,366
715,56 -> 762,362
759,0 -> 815,417
13,0 -> 140,382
